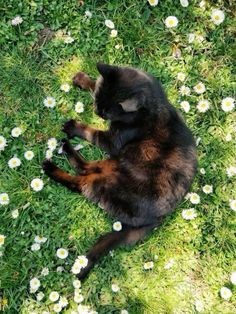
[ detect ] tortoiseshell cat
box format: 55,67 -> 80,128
43,63 -> 198,279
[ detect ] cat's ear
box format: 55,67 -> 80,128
96,63 -> 118,79
120,93 -> 146,112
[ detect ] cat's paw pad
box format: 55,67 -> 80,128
42,160 -> 57,174
73,72 -> 92,89
62,119 -> 77,138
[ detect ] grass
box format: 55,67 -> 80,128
0,0 -> 236,313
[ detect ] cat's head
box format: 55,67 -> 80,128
93,63 -> 168,123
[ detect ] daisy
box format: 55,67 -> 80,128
31,178 -> 44,191
31,243 -> 41,251
147,0 -> 158,6
34,235 -> 47,243
8,157 -> 21,169
225,133 -> 232,142
47,138 -> 57,151
226,166 -> 236,177
182,208 -> 197,220
59,296 -> 68,307
11,16 -> 23,26
195,300 -> 204,312
73,279 -> 81,289
230,271 -> 236,285
180,101 -> 190,113
57,266 -> 64,272
76,255 -> 88,268
0,136 -> 7,151
177,72 -> 186,81
41,267 -> 49,276
197,100 -> 210,113
0,193 -> 10,205
36,291 -> 45,301
221,97 -> 235,112
179,85 -> 190,96
200,168 -> 206,175
111,283 -> 120,292
11,127 -> 22,137
121,310 -> 129,314
113,221 -> 122,231
165,16 -> 178,28
220,287 -> 232,300
56,248 -> 68,259
43,96 -> 56,108
105,19 -> 115,29
194,82 -> 205,94
60,83 -> 70,93
164,259 -> 174,269
85,10 -> 92,18
0,235 -> 6,246
189,193 -> 200,204
53,303 -> 62,313
46,149 -> 53,159
24,150 -> 34,160
30,277 -> 40,292
180,0 -> 189,7
229,199 -> 236,211
144,261 -> 154,270
11,209 -> 19,219
110,29 -> 118,37
211,9 -> 225,25
188,33 -> 195,43
64,36 -> 74,43
49,291 -> 60,302
74,294 -> 84,303
75,101 -> 84,113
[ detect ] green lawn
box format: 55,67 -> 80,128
0,1 -> 235,313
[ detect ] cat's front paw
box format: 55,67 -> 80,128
73,71 -> 92,89
62,119 -> 78,138
42,160 -> 58,175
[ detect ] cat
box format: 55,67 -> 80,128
43,63 -> 198,280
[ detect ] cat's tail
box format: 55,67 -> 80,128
76,217 -> 164,280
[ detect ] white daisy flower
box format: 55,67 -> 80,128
75,101 -> 84,113
53,303 -> 62,313
0,193 -> 10,205
41,267 -> 49,276
24,150 -> 34,160
221,97 -> 235,112
64,36 -> 74,43
229,199 -> 236,211
30,277 -> 40,291
200,168 -> 206,175
76,255 -> 88,268
74,294 -> 84,303
110,29 -> 118,37
8,157 -> 21,169
188,33 -> 195,43
180,101 -> 190,113
226,166 -> 236,177
73,279 -> 81,289
36,291 -> 45,301
43,96 -> 56,108
182,208 -> 197,220
46,149 -> 53,159
56,248 -> 68,259
85,10 -> 92,18
194,82 -> 205,94
0,136 -> 7,151
197,100 -> 210,113
11,209 -> 19,219
225,133 -> 232,142
111,283 -> 120,292
148,0 -> 158,6
11,16 -> 23,26
164,259 -> 174,269
31,243 -> 41,251
34,235 -> 47,243
179,85 -> 190,96
59,296 -> 68,308
144,261 -> 154,270
11,127 -> 22,137
31,178 -> 44,191
195,300 -> 204,312
113,221 -> 122,231
177,72 -> 186,81
189,193 -> 200,204
220,287 -> 232,300
60,83 -> 70,93
165,16 -> 178,28
57,266 -> 64,272
230,271 -> 236,285
47,138 -> 57,151
49,291 -> 60,302
180,0 -> 189,7
121,310 -> 129,314
0,235 -> 6,246
211,9 -> 225,25
105,19 -> 115,29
